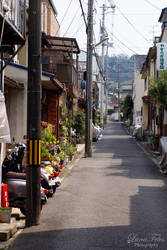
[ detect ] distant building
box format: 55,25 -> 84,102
120,83 -> 133,101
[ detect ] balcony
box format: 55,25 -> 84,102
0,0 -> 26,46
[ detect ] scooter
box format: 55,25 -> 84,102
2,143 -> 46,214
2,143 -> 26,181
5,172 -> 46,215
5,171 -> 26,215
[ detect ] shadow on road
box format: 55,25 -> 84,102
9,121 -> 167,250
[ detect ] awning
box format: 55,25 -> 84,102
5,62 -> 65,91
42,34 -> 80,54
5,76 -> 24,89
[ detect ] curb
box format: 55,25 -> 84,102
135,139 -> 162,172
59,144 -> 85,182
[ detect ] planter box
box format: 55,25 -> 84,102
0,208 -> 12,223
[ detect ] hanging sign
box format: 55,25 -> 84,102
156,43 -> 167,70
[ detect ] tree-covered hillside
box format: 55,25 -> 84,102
104,54 -> 134,85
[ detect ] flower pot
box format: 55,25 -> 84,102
0,208 -> 12,223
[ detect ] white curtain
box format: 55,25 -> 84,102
0,91 -> 11,143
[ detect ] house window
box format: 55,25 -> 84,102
42,56 -> 49,64
144,78 -> 147,91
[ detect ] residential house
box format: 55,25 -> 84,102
141,46 -> 157,135
133,55 -> 146,125
120,82 -> 133,102
41,34 -> 80,136
140,7 -> 167,138
0,0 -> 26,164
78,50 -> 100,124
4,0 -> 65,141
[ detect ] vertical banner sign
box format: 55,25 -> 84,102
157,43 -> 167,70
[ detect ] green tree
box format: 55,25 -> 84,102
72,110 -> 85,139
122,95 -> 133,120
149,71 -> 167,107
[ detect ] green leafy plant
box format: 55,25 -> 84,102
68,143 -> 76,157
0,207 -> 11,210
41,124 -> 57,160
72,110 -> 85,139
122,95 -> 133,121
149,71 -> 167,107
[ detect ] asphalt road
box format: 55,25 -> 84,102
9,122 -> 167,250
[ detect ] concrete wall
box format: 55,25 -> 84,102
5,66 -> 28,143
133,71 -> 145,125
6,87 -> 27,143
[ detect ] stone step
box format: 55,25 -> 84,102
0,223 -> 17,241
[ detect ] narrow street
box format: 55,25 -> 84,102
10,122 -> 167,250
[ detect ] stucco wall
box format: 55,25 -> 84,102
133,71 -> 145,124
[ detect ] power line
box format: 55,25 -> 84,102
63,5 -> 81,36
79,0 -> 88,32
112,0 -> 151,45
108,30 -> 138,54
56,0 -> 74,35
71,21 -> 85,37
143,0 -> 161,11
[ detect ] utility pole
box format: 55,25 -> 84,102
117,63 -> 120,108
26,0 -> 41,226
85,0 -> 94,157
100,1 -> 115,124
100,4 -> 106,128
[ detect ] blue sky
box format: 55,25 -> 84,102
54,0 -> 166,57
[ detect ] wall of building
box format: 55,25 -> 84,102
133,71 -> 145,124
142,102 -> 148,130
42,0 -> 60,36
6,87 -> 27,143
47,90 -> 59,136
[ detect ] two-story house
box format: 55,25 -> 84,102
41,33 -> 80,136
4,0 -> 66,141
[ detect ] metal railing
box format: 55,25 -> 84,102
0,0 -> 26,36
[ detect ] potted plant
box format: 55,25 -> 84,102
41,124 -> 57,161
150,135 -> 160,150
0,207 -> 12,223
68,143 -> 76,161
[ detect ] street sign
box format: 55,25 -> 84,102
156,43 -> 167,70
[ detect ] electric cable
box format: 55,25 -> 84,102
79,0 -> 88,32
71,21 -> 85,37
55,0 -> 74,35
109,31 -> 139,54
63,5 -> 81,36
112,0 -> 151,45
143,0 -> 161,11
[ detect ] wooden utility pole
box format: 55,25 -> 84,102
85,0 -> 94,157
26,0 -> 41,227
118,64 -> 120,106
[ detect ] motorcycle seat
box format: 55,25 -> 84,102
6,172 -> 26,180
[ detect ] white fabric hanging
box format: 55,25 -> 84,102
0,90 -> 11,142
